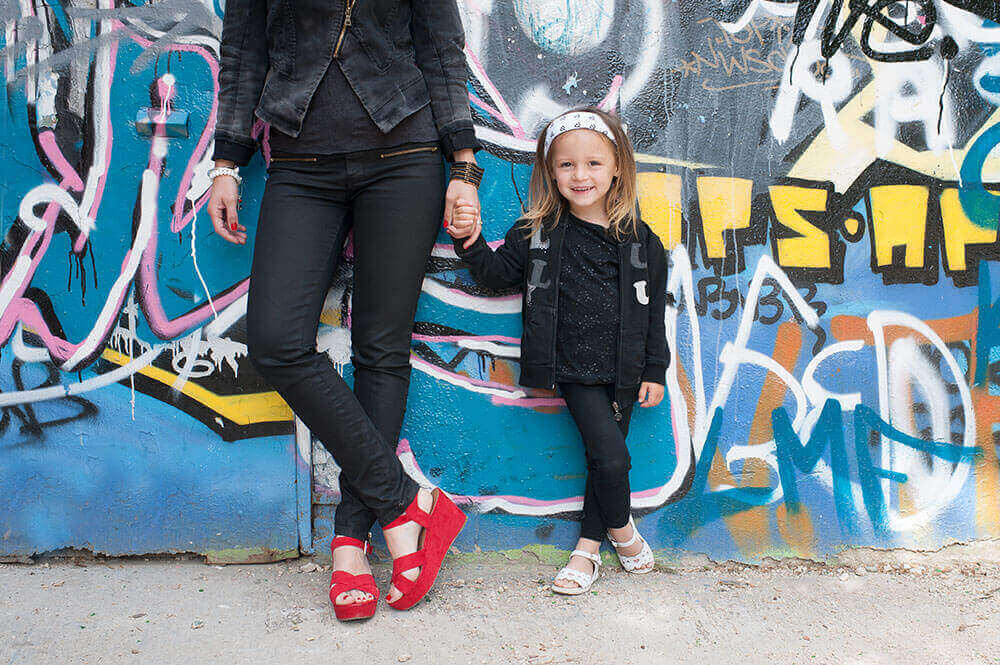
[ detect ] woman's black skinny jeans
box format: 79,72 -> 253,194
246,147 -> 445,541
558,383 -> 635,541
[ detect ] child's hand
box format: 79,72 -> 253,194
638,382 -> 664,408
445,198 -> 482,249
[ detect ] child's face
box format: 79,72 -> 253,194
548,129 -> 619,217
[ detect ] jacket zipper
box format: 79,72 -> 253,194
333,0 -> 357,59
548,227 -> 560,390
611,401 -> 623,422
616,241 -> 627,391
269,156 -> 318,163
379,146 -> 439,158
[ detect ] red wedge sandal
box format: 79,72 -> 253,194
329,536 -> 379,622
383,488 -> 467,611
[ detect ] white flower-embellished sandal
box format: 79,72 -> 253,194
551,549 -> 601,595
608,516 -> 654,574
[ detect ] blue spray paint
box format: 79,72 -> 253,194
852,405 -> 980,538
959,122 -> 1000,229
677,401 -> 981,545
772,399 -> 859,536
976,261 -> 1000,386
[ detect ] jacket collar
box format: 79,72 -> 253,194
555,207 -> 638,246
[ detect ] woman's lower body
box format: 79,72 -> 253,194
246,145 -> 444,548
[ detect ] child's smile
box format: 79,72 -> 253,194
548,129 -> 619,224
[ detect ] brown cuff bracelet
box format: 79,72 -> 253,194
450,161 -> 484,189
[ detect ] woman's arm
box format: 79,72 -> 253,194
411,0 -> 483,227
213,0 -> 268,166
409,0 -> 480,160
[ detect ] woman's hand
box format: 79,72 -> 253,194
443,178 -> 480,245
638,382 -> 664,408
207,164 -> 247,245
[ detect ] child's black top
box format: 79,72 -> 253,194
554,214 -> 620,384
452,208 -> 669,393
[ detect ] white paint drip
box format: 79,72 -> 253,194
62,168 -> 159,372
190,210 -> 219,319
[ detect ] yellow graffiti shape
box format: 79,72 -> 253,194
868,185 -> 929,268
940,188 -> 998,273
637,172 -> 683,250
102,349 -> 293,425
696,176 -> 753,259
769,184 -> 832,269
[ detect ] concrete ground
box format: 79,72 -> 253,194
2,550 -> 999,665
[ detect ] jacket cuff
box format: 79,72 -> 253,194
451,231 -> 487,257
641,363 -> 666,385
212,137 -> 257,167
440,127 -> 482,160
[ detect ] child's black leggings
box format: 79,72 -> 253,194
558,382 -> 636,542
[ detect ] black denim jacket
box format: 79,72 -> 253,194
214,0 -> 480,165
454,210 -> 669,391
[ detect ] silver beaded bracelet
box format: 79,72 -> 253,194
208,165 -> 243,186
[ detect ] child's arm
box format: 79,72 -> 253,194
447,200 -> 527,290
639,231 -> 669,407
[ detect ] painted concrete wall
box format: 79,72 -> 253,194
3,0 -> 1000,562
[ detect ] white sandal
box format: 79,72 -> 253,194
608,516 -> 654,574
551,549 -> 601,595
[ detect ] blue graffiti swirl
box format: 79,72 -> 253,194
959,122 -> 1000,230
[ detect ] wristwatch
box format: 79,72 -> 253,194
208,165 -> 243,185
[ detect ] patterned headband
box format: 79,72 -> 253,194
543,111 -> 617,158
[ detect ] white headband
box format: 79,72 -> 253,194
543,111 -> 617,157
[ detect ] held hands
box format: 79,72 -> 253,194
443,170 -> 482,249
444,196 -> 482,249
207,170 -> 247,245
638,382 -> 664,408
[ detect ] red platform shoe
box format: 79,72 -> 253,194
383,488 -> 467,611
329,536 -> 378,622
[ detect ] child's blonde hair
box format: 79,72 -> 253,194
520,107 -> 638,241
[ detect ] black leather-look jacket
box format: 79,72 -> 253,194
213,0 -> 479,165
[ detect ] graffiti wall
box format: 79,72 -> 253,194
3,0 -> 1000,562
0,0 -> 306,559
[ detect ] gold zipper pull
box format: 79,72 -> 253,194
333,0 -> 356,58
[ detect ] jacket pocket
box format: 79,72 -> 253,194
350,1 -> 396,72
619,327 -> 645,386
521,305 -> 553,368
266,1 -> 297,77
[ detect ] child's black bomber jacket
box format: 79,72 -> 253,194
453,209 -> 669,392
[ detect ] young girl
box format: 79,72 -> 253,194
446,108 -> 668,594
